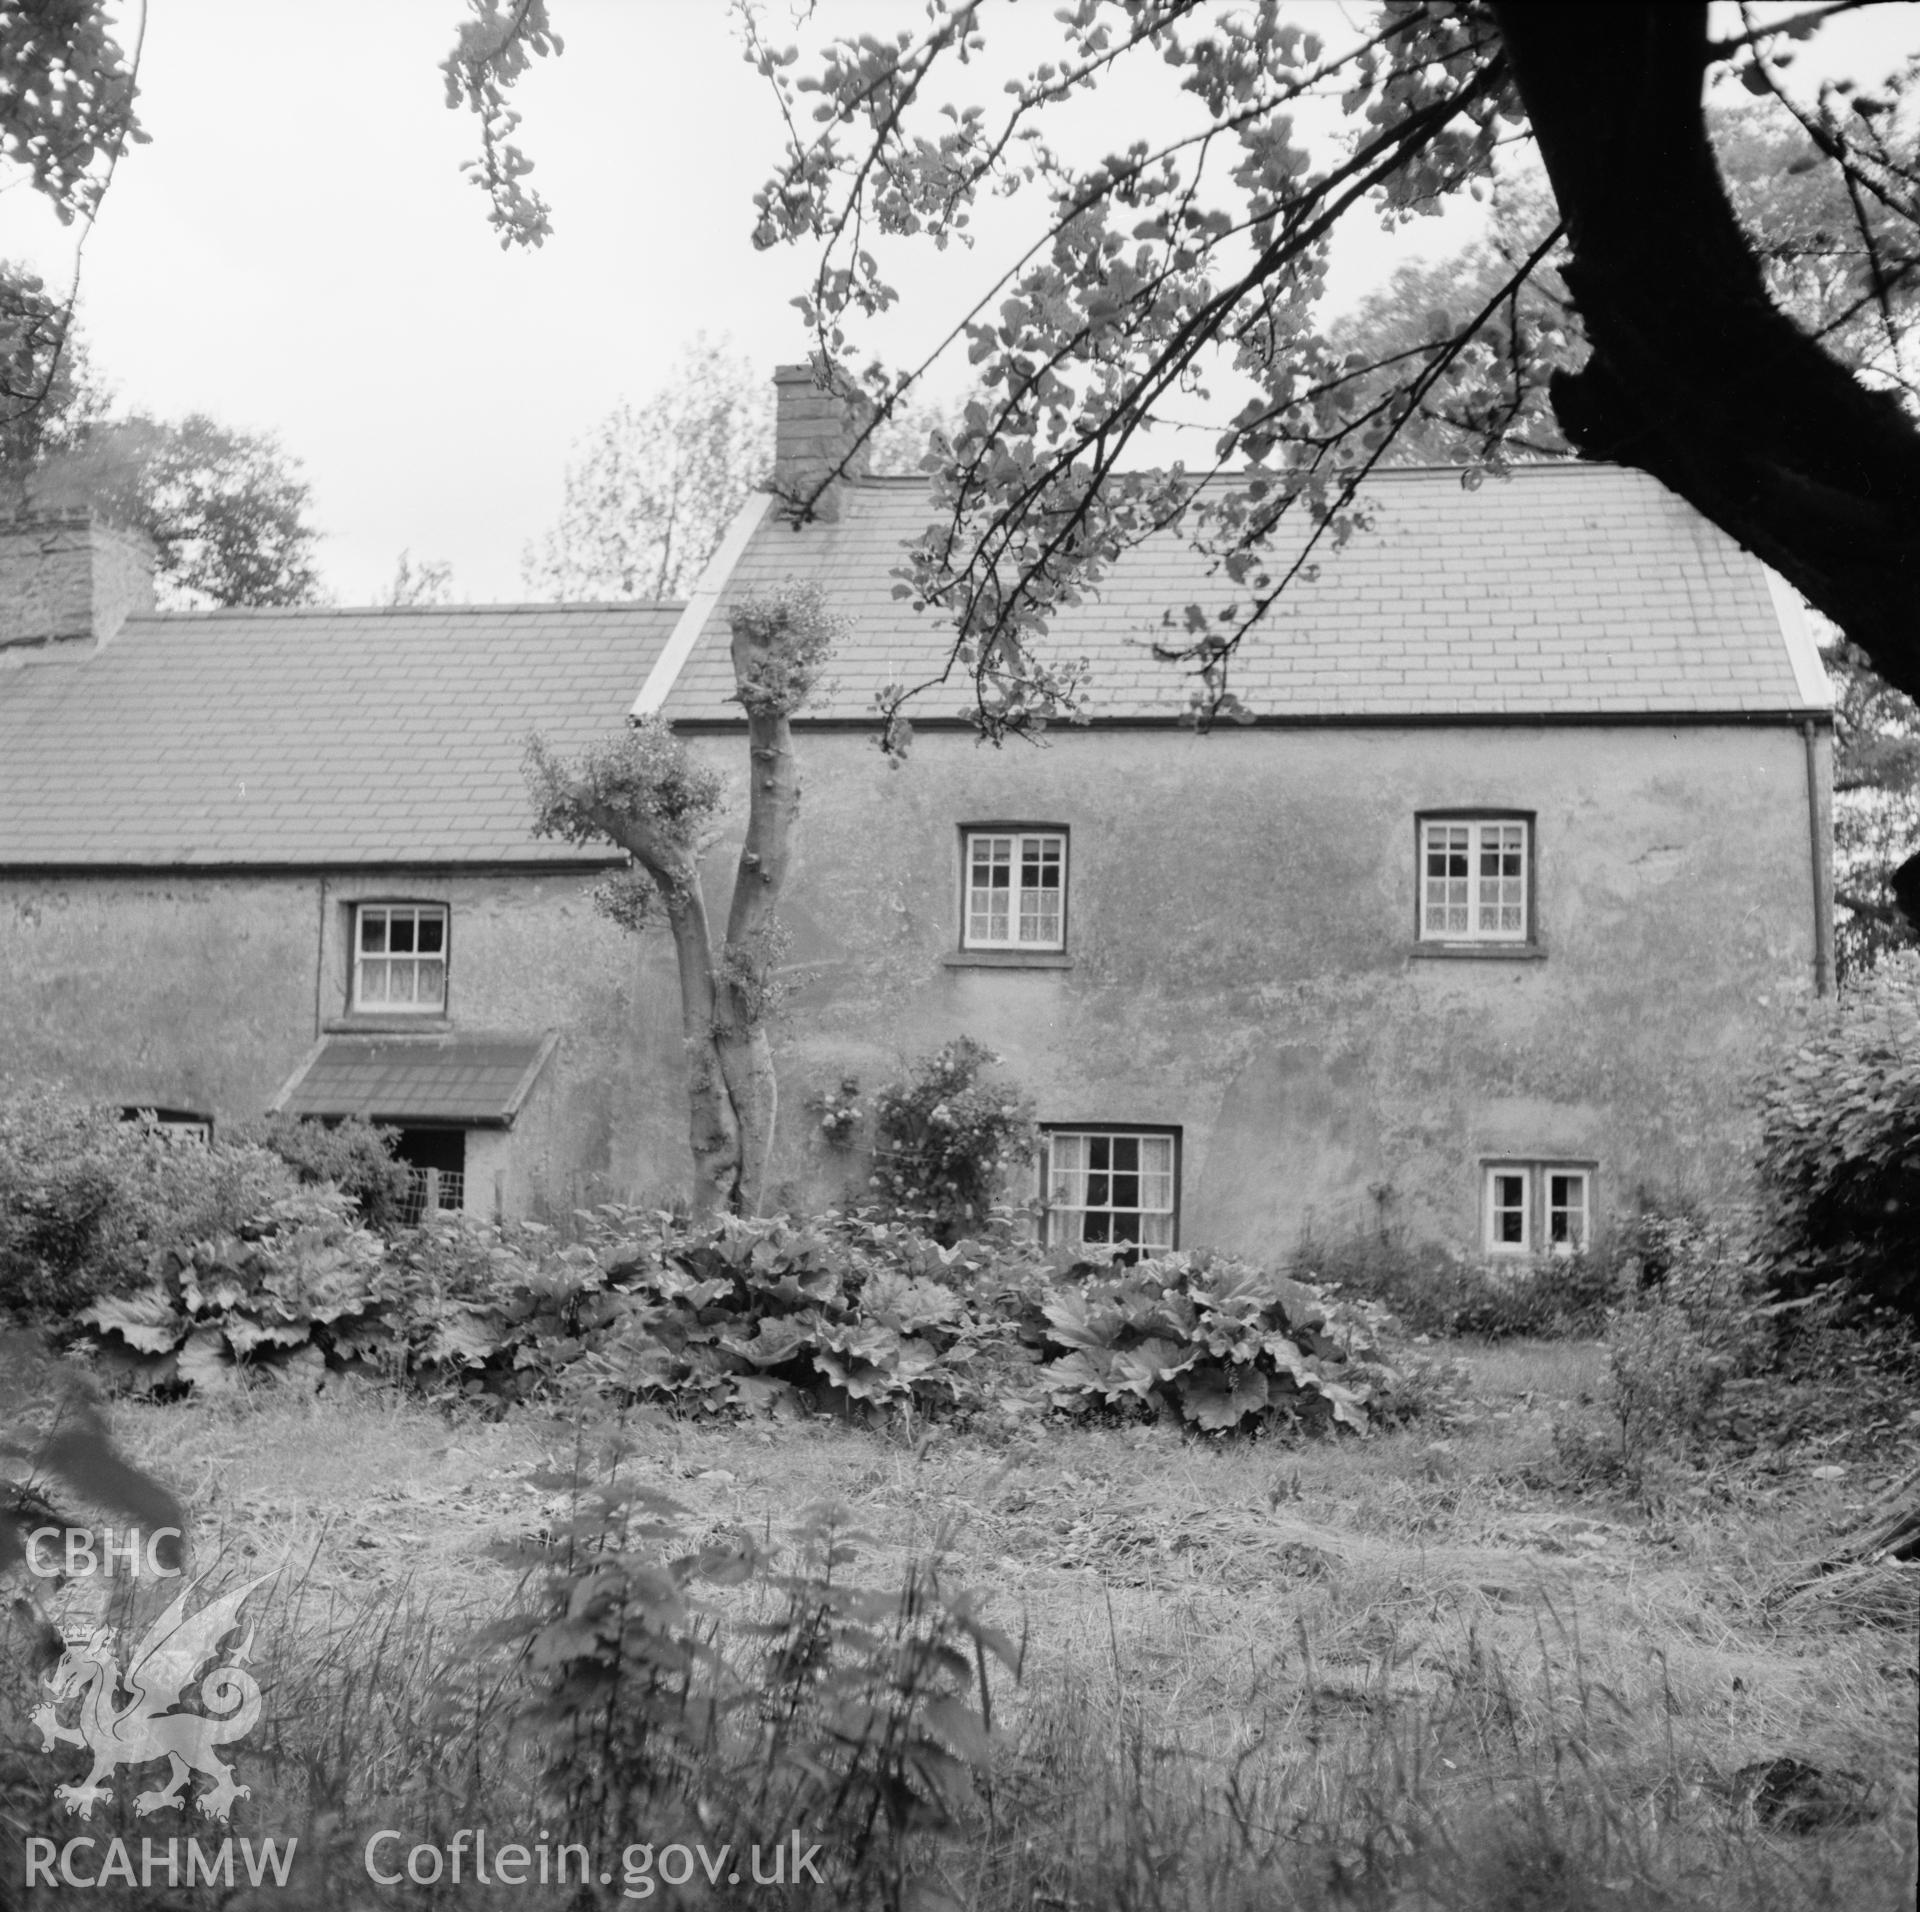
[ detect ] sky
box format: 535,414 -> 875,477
1,1 -> 1914,605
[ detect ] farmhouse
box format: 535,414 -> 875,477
0,512 -> 671,1219
0,370 -> 1833,1256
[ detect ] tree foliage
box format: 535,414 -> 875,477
725,1 -> 1919,730
440,0 -> 561,248
527,580 -> 848,1218
0,0 -> 144,224
18,407 -> 322,608
524,336 -> 774,602
385,549 -> 457,607
524,335 -> 970,604
1,260 -> 323,609
1825,633 -> 1920,975
1337,101 -> 1918,470
1755,951 -> 1920,1325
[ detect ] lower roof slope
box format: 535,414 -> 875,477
653,464 -> 1825,724
0,603 -> 676,868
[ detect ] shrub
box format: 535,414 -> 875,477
0,1087 -> 126,1315
869,1037 -> 1034,1243
0,1087 -> 300,1318
1600,1211 -> 1774,1469
1754,951 -> 1920,1325
1035,1248 -> 1403,1433
79,1187 -> 391,1393
1295,1228 -> 1622,1340
241,1112 -> 412,1229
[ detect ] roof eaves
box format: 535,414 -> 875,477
632,491 -> 774,719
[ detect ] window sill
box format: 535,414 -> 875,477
942,950 -> 1074,971
1410,943 -> 1546,962
323,1015 -> 453,1034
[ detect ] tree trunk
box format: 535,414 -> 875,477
1490,3 -> 1920,699
661,879 -> 744,1222
711,619 -> 807,1217
568,794 -> 748,1220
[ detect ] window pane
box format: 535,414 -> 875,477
1049,1132 -> 1086,1202
417,959 -> 447,1007
359,910 -> 387,954
1019,890 -> 1060,943
1491,1170 -> 1527,1246
417,914 -> 445,954
1548,1172 -> 1586,1248
360,961 -> 388,1004
1423,823 -> 1472,936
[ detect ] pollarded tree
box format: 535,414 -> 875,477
524,580 -> 845,1218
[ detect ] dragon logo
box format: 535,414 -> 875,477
31,1569 -> 274,1823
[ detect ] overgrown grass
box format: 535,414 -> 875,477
4,1343 -> 1912,1909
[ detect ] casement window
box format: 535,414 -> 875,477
353,903 -> 448,1013
1041,1127 -> 1178,1251
1420,816 -> 1530,943
1483,1163 -> 1592,1256
963,828 -> 1067,951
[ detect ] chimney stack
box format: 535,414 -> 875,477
769,363 -> 875,525
0,511 -> 157,655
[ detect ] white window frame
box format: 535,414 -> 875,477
1420,816 -> 1531,943
1483,1162 -> 1593,1257
962,828 -> 1067,952
353,903 -> 449,1015
1041,1127 -> 1178,1252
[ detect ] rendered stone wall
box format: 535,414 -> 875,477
648,720 -> 1830,1255
0,869 -> 651,1218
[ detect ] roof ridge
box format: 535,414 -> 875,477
124,598 -> 686,624
845,460 -> 1621,490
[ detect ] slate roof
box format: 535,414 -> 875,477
0,603 -> 676,868
650,465 -> 1826,724
273,1032 -> 557,1126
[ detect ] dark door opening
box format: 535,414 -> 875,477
394,1127 -> 466,1221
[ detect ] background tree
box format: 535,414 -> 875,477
720,2 -> 1919,731
386,549 -> 457,607
525,580 -> 846,1218
15,409 -> 322,609
1826,635 -> 1920,975
524,334 -> 965,603
523,335 -> 773,601
2,263 -> 322,610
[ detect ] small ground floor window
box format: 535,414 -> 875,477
1483,1161 -> 1593,1256
394,1126 -> 466,1222
1041,1127 -> 1179,1251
